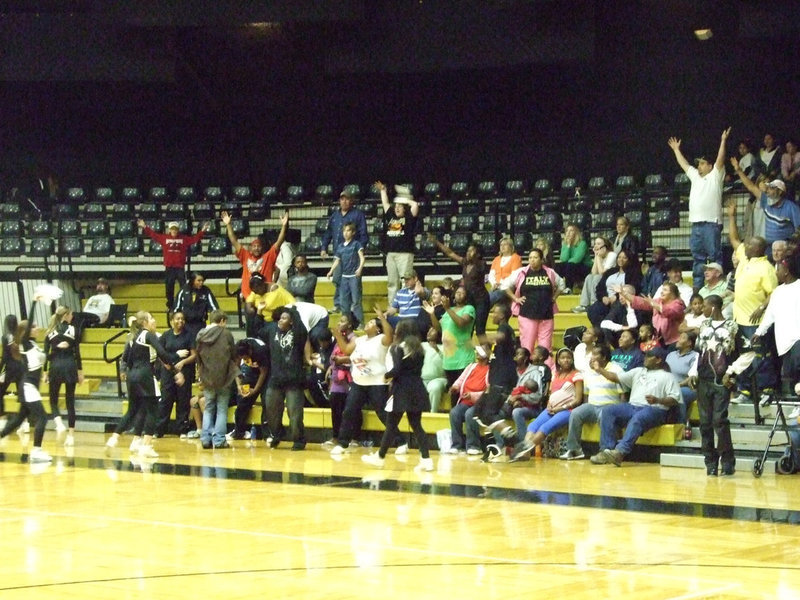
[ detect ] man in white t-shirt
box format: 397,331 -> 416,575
668,127 -> 731,290
79,278 -> 115,327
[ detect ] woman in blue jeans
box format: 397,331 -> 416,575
510,348 -> 583,461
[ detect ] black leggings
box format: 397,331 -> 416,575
329,391 -> 347,439
377,411 -> 429,459
49,377 -> 77,428
0,368 -> 26,415
116,368 -> 159,436
1,399 -> 46,447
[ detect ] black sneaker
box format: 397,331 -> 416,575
291,442 -> 306,451
214,441 -> 231,449
202,442 -> 212,449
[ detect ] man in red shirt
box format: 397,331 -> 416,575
221,210 -> 289,298
138,219 -> 209,311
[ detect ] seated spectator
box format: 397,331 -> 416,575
781,138 -> 800,200
729,138 -> 759,188
286,254 -> 317,303
620,282 -> 686,348
385,269 -> 428,328
424,286 -> 476,387
555,223 -> 592,291
656,259 -> 693,307
589,346 -> 682,467
77,278 -> 115,328
229,338 -> 269,440
698,262 -> 728,300
559,345 -> 625,460
573,236 -> 616,313
533,236 -> 556,268
639,246 -> 668,299
680,293 -> 706,335
611,329 -> 645,371
665,331 -> 698,438
447,344 -> 490,455
488,237 -> 523,307
600,284 -> 639,346
421,327 -> 448,413
638,323 -> 659,352
573,326 -> 606,374
772,240 -> 788,266
509,347 -> 583,461
587,249 -> 641,327
323,315 -> 355,448
417,285 -> 450,338
485,346 -> 551,457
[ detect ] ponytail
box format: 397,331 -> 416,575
46,306 -> 70,335
127,311 -> 150,343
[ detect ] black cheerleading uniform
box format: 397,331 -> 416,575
115,329 -> 178,437
45,321 -> 82,428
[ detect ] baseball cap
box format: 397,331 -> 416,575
768,180 -> 787,192
703,262 -> 723,273
402,269 -> 417,279
167,221 -> 180,229
645,346 -> 668,360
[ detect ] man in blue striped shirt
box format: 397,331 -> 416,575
384,269 -> 428,328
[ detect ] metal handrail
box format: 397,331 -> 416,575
225,275 -> 243,328
103,329 -> 129,398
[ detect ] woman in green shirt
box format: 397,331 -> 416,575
556,223 -> 592,291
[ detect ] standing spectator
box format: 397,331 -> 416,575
612,216 -> 640,266
758,133 -> 781,179
428,235 -> 490,340
688,295 -> 741,476
222,210 -> 288,297
138,218 -> 209,312
194,310 -> 238,450
377,181 -> 419,305
173,272 -> 219,341
573,236 -> 616,313
488,237 -> 523,307
385,269 -> 427,328
589,347 -> 681,467
320,190 -> 369,314
229,337 -> 269,440
258,306 -> 308,450
587,249 -> 642,327
621,282 -> 686,348
555,223 -> 592,291
425,286 -> 475,387
732,157 -> 800,259
361,320 -> 434,472
732,138 -> 760,184
666,331 -> 699,439
781,138 -> 800,200
324,314 -> 355,448
154,311 -> 197,439
77,278 -> 115,328
44,306 -> 83,446
668,127 -> 730,289
507,248 -> 560,358
326,222 -> 365,327
286,254 -> 318,303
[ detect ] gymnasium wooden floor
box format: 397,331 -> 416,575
1,431 -> 799,599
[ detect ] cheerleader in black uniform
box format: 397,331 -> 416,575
0,314 -> 25,432
0,319 -> 52,462
44,306 -> 83,446
105,311 -> 184,458
361,319 -> 434,472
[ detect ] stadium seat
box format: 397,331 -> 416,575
140,203 -> 159,221
623,194 -> 646,211
587,176 -> 607,195
59,237 -> 84,257
481,213 -> 507,232
65,187 -> 86,204
615,175 -> 636,193
94,187 -> 115,203
343,183 -> 363,199
567,198 -> 591,213
627,209 -> 647,229
532,178 -> 552,197
220,201 -> 240,218
29,237 -> 54,257
652,208 -> 679,230
512,213 -> 536,233
449,182 -> 470,199
559,177 -> 578,197
1,221 -> 23,237
121,187 -> 142,204
54,204 -> 78,219
538,211 -> 563,232
315,184 -> 334,203
504,180 -> 528,198
87,237 -> 113,257
540,196 -> 561,212
193,202 -> 215,220
538,231 -> 561,252
644,173 -> 665,192
651,194 -> 675,211
0,203 -> 21,219
426,215 -> 451,234
595,194 -> 617,210
230,219 -> 249,237
204,187 -> 225,203
594,211 -> 617,231
314,217 -> 329,235
111,203 -> 134,220
417,236 -> 438,259
448,232 -> 472,256
248,202 -> 268,220
163,203 -> 187,220
570,212 -> 592,232
231,187 -> 253,204
459,198 -> 482,215
454,214 -> 479,231
0,238 -> 24,257
59,220 -> 80,237
205,237 -> 231,257
113,221 -> 134,238
146,239 -> 163,256
82,202 -> 105,220
476,181 -> 498,197
118,237 -> 143,256
673,173 -> 690,193
300,234 -> 322,255
478,232 -> 499,256
148,187 -> 169,203
29,221 -> 52,237
176,187 -> 197,204
423,182 -> 443,200
260,186 -> 278,205
286,185 -> 307,204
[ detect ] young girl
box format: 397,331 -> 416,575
510,347 -> 583,461
105,311 -> 184,458
638,323 -> 659,352
361,319 -> 434,472
324,315 -> 355,448
680,293 -> 706,335
44,306 -> 83,447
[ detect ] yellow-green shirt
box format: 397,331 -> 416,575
733,244 -> 777,326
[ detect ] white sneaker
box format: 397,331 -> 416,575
414,457 -> 434,472
730,393 -> 749,405
105,435 -> 118,450
129,437 -> 142,452
243,430 -> 252,440
179,432 -> 188,439
348,440 -> 361,449
446,447 -> 461,455
0,417 -> 6,432
330,444 -> 346,456
30,447 -> 52,463
321,438 -> 335,449
466,447 -> 482,455
361,452 -> 385,468
138,445 -> 159,458
64,434 -> 74,447
20,420 -> 30,433
186,430 -> 200,439
788,406 -> 800,420
571,305 -> 587,313
54,416 -> 67,434
394,443 -> 409,456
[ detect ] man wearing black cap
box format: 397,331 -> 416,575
138,218 -> 210,312
320,190 -> 368,313
79,277 -> 115,327
668,127 -> 731,290
589,345 -> 681,467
